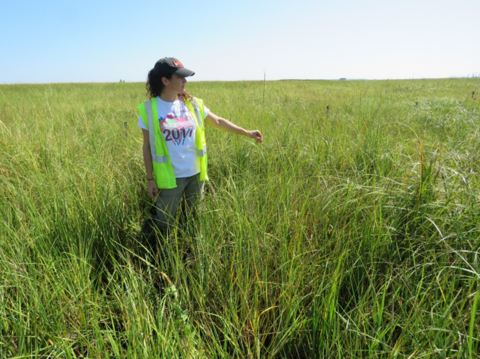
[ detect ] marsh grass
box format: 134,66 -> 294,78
1,79 -> 479,357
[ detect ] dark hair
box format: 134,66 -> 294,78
145,69 -> 192,102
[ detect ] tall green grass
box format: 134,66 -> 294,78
1,79 -> 479,358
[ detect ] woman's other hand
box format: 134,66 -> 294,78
147,180 -> 159,199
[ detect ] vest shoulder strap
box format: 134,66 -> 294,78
186,97 -> 205,128
136,101 -> 151,130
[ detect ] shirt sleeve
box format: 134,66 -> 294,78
138,115 -> 147,130
203,105 -> 210,119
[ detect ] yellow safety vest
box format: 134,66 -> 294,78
137,97 -> 208,189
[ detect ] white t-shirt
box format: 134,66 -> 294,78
138,97 -> 210,178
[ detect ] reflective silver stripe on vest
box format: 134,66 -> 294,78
145,101 -> 168,164
192,99 -> 203,128
190,99 -> 206,157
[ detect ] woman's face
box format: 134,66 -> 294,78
164,74 -> 187,94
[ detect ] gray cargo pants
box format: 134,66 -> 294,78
153,173 -> 204,234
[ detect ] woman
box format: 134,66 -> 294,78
137,57 -> 263,239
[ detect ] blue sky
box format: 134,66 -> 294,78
1,0 -> 479,83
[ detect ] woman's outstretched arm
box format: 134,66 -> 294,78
205,113 -> 263,143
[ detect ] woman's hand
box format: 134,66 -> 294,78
247,130 -> 263,143
147,180 -> 159,199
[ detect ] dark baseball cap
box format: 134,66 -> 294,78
152,57 -> 195,77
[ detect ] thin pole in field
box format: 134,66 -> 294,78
124,122 -> 128,137
263,69 -> 266,104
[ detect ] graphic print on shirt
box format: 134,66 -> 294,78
159,111 -> 195,146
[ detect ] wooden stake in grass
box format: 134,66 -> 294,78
263,69 -> 266,104
124,121 -> 128,137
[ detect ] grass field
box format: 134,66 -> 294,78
1,78 -> 479,358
